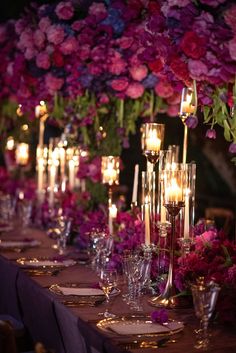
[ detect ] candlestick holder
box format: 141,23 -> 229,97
142,123 -> 165,166
140,243 -> 155,292
179,85 -> 197,164
149,201 -> 184,308
101,156 -> 120,236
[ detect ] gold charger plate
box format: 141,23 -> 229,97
97,314 -> 184,338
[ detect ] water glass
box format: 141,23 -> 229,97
99,269 -> 117,318
18,200 -> 33,232
191,280 -> 220,350
57,216 -> 72,255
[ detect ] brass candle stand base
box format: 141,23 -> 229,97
149,201 -> 184,309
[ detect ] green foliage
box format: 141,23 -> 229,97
86,179 -> 107,209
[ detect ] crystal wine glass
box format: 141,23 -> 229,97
191,280 -> 220,350
57,216 -> 72,255
99,269 -> 117,318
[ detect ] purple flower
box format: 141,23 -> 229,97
151,309 -> 168,324
229,142 -> 236,154
185,115 -> 198,129
205,128 -> 216,139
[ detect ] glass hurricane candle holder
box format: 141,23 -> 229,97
179,87 -> 195,117
149,165 -> 187,308
143,123 -> 165,165
15,143 -> 29,166
101,156 -> 120,186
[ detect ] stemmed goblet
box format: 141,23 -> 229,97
99,269 -> 117,318
191,280 -> 220,350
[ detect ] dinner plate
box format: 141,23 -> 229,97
0,239 -> 41,249
16,257 -> 76,268
97,314 -> 184,337
49,282 -> 120,297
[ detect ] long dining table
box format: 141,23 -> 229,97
0,226 -> 236,353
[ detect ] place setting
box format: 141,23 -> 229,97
0,239 -> 41,253
16,257 -> 77,276
49,268 -> 121,308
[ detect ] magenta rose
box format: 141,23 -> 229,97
129,65 -> 148,81
118,37 -> 133,49
24,47 -> 37,60
55,2 -> 74,20
88,3 -> 107,21
108,58 -> 127,75
36,52 -> 50,70
155,81 -> 174,98
39,17 -> 51,33
125,82 -> 144,99
60,37 -> 78,55
180,31 -> 206,59
19,28 -> 33,49
47,25 -> 65,45
33,30 -> 45,49
111,77 -> 129,91
225,5 -> 236,31
45,73 -> 64,93
15,19 -> 27,35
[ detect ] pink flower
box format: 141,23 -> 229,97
206,129 -> 216,139
117,37 -> 133,49
39,17 -> 51,33
79,44 -> 91,60
33,30 -> 45,49
60,37 -> 78,55
55,2 -> 74,20
125,82 -> 144,99
15,19 -> 27,34
155,81 -> 174,98
47,25 -> 65,45
19,28 -> 33,48
45,73 -> 64,94
225,5 -> 236,31
188,59 -> 208,79
111,77 -> 129,91
228,37 -> 236,61
24,47 -> 37,60
72,20 -> 85,32
36,52 -> 50,70
88,3 -> 107,20
129,65 -> 148,81
108,58 -> 127,75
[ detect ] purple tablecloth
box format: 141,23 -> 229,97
0,227 -> 236,353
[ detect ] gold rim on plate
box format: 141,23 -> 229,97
97,314 -> 184,338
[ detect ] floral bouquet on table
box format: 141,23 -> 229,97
175,228 -> 236,325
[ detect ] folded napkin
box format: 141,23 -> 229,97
0,240 -> 39,248
58,286 -> 104,296
109,321 -> 171,335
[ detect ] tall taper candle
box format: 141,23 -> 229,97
131,164 -> 139,204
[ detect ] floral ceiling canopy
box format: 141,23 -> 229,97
1,0 -> 236,154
